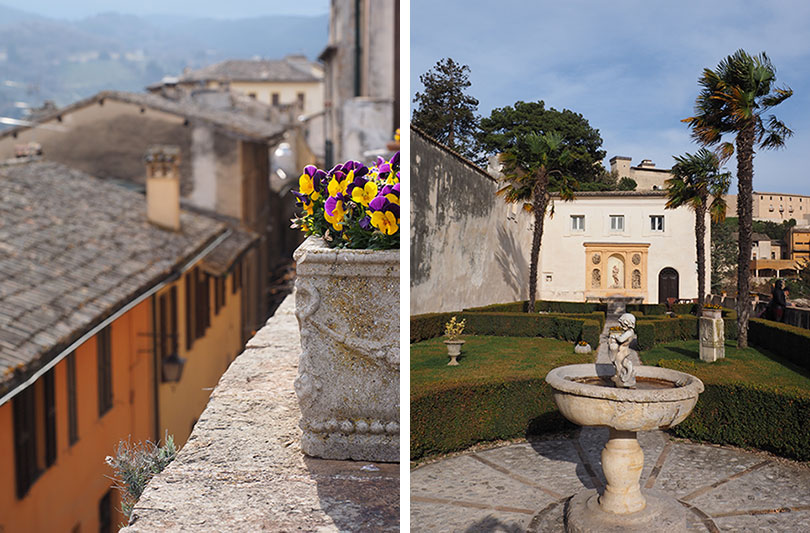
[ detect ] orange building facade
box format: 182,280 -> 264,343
0,159 -> 258,532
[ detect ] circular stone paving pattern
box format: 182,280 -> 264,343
411,428 -> 810,532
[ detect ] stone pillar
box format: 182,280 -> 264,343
699,312 -> 725,362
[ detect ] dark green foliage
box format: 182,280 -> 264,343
463,300 -> 606,315
673,303 -> 697,315
412,58 -> 480,160
617,177 -> 637,191
669,382 -> 810,461
410,312 -> 456,343
411,379 -> 574,459
463,302 -> 527,313
477,100 -> 607,184
749,318 -> 810,373
626,303 -> 667,316
635,316 -> 698,350
460,312 -> 587,343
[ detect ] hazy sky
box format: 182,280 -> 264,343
0,0 -> 328,19
411,0 -> 810,196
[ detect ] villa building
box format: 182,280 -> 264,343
411,127 -> 706,314
0,156 -> 254,532
537,192 -> 709,304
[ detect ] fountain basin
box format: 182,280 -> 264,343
545,364 -> 703,432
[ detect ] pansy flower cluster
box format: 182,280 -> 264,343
292,152 -> 400,249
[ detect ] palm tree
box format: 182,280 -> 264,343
682,49 -> 793,348
497,131 -> 575,313
666,149 -> 731,309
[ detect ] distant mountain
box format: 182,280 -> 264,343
0,5 -> 328,127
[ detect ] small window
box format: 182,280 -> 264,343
13,369 -> 56,498
99,489 -> 112,533
571,215 -> 585,231
650,215 -> 664,232
156,287 -> 179,377
67,352 -> 78,445
769,204 -> 774,211
297,92 -> 305,109
97,327 -> 113,417
610,215 -> 624,232
248,92 -> 257,99
271,93 -> 280,106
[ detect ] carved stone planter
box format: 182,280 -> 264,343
293,237 -> 399,462
700,311 -> 725,362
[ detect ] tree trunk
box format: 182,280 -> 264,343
527,170 -> 549,313
736,122 -> 756,348
695,203 -> 707,309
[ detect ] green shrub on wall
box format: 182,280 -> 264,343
411,379 -> 574,460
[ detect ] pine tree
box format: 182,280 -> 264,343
412,58 -> 480,160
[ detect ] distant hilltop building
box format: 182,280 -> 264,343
609,156 -> 672,190
725,192 -> 810,224
149,55 -> 324,117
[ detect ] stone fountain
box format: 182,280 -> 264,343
545,313 -> 704,532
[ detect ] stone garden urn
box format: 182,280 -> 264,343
444,339 -> 464,365
546,364 -> 704,532
293,237 -> 399,462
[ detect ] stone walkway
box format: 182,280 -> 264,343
410,310 -> 810,532
411,428 -> 810,532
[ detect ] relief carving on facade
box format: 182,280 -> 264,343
592,268 -> 601,288
632,269 -> 641,289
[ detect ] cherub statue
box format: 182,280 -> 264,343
608,313 -> 637,388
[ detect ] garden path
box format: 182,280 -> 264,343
410,309 -> 810,531
410,427 -> 810,531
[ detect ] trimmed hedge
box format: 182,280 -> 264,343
635,316 -> 698,350
665,378 -> 810,461
749,319 -> 810,373
411,309 -> 604,347
463,300 -> 606,314
411,312 -> 455,343
411,378 -> 574,459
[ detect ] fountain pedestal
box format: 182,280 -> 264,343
546,364 -> 704,533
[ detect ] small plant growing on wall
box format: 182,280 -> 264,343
106,433 -> 177,521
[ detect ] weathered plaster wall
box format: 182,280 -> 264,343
410,129 -> 534,315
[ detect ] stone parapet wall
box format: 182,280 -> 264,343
120,294 -> 398,532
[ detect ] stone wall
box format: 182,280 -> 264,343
410,128 -> 533,315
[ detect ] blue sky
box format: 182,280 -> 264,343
0,0 -> 328,19
411,0 -> 810,196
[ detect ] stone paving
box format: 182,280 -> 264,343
411,310 -> 810,532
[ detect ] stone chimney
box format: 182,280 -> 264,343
145,146 -> 181,231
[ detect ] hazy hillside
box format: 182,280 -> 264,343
0,4 -> 328,127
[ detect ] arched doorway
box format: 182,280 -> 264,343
658,267 -> 679,304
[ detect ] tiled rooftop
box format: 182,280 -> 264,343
179,57 -> 323,84
0,160 -> 227,398
0,91 -> 286,142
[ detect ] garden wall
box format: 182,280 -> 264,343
410,127 -> 534,315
